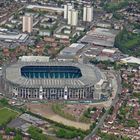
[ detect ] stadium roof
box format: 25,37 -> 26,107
4,62 -> 105,88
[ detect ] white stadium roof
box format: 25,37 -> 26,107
5,62 -> 105,88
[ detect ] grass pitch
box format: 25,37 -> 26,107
0,107 -> 18,125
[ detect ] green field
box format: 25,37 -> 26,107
0,107 -> 18,125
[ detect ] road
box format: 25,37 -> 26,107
84,71 -> 122,140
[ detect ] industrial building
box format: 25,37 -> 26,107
57,43 -> 85,62
80,28 -> 119,47
83,5 -> 93,22
0,32 -> 29,43
22,15 -> 33,33
67,9 -> 78,26
59,43 -> 85,56
26,5 -> 64,13
2,58 -> 109,100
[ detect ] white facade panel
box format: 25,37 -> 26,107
83,6 -> 87,21
67,10 -> 72,25
64,3 -> 73,19
83,5 -> 93,22
64,5 -> 68,19
68,9 -> 78,26
72,10 -> 78,26
22,16 -> 33,33
87,6 -> 93,22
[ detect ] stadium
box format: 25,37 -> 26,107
2,60 -> 109,100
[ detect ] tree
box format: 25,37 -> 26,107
13,134 -> 22,140
45,44 -> 51,49
0,134 -> 2,140
5,127 -> 12,135
125,119 -> 139,128
9,48 -> 16,52
83,108 -> 91,118
114,28 -> 140,56
28,45 -> 34,49
104,0 -> 129,12
0,98 -> 8,105
102,107 -> 106,113
90,122 -> 96,130
56,128 -> 79,139
28,126 -> 47,140
92,107 -> 97,111
36,35 -> 42,43
109,106 -> 114,115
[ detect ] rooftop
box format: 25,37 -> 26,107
80,28 -> 119,47
0,32 -> 29,42
4,61 -> 105,88
102,48 -> 116,54
120,57 -> 140,65
19,56 -> 50,62
19,113 -> 46,126
60,43 -> 85,56
26,5 -> 64,12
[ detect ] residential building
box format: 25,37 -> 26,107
68,9 -> 78,26
83,5 -> 93,22
22,16 -> 33,33
64,3 -> 73,19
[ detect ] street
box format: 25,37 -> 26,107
84,71 -> 121,140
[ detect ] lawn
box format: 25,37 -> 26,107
0,107 -> 19,125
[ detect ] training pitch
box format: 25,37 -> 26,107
0,107 -> 18,125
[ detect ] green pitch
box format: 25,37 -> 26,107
0,107 -> 18,125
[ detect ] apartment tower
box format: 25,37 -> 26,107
67,9 -> 78,26
22,16 -> 33,33
83,5 -> 93,22
64,3 -> 74,19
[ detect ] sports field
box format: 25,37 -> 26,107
0,107 -> 18,125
